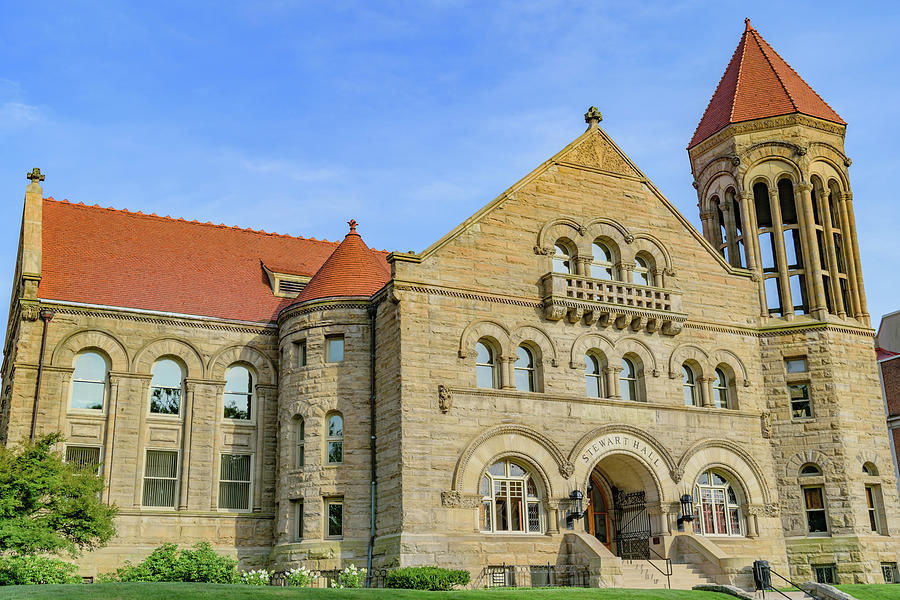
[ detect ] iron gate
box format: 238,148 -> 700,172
614,490 -> 650,559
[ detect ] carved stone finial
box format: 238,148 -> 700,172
347,219 -> 358,233
843,157 -> 852,167
26,167 -> 45,183
584,106 -> 603,127
691,180 -> 699,189
730,156 -> 741,166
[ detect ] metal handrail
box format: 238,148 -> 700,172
761,568 -> 815,600
646,546 -> 672,589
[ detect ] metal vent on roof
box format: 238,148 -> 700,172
278,280 -> 306,295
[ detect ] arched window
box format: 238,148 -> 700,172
514,346 -> 535,392
479,459 -> 542,533
713,368 -> 730,409
633,255 -> 652,286
224,365 -> 253,420
326,413 -> 343,465
585,354 -> 603,398
150,358 -> 183,415
800,463 -> 822,476
71,351 -> 108,411
590,241 -> 614,280
694,470 -> 743,536
620,357 -> 638,402
863,462 -> 879,476
682,364 -> 698,407
295,417 -> 306,468
552,243 -> 572,274
476,340 -> 498,389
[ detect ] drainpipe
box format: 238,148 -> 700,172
366,300 -> 379,587
30,307 -> 55,441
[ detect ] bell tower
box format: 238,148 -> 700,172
688,19 -> 867,326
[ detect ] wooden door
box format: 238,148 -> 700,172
586,475 -> 612,551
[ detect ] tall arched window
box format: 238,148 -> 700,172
713,368 -> 730,409
479,459 -> 542,533
585,354 -> 603,398
754,182 -> 782,316
293,417 -> 305,468
224,365 -> 253,420
150,359 -> 183,415
326,413 -> 343,465
682,364 -> 698,407
590,241 -> 614,280
476,340 -> 498,389
633,255 -> 652,286
694,470 -> 743,536
620,357 -> 638,402
71,351 -> 108,411
514,346 -> 535,392
552,243 -> 572,274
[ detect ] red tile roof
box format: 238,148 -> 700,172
40,199 -> 390,323
689,19 -> 845,148
295,220 -> 391,304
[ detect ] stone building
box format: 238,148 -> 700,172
876,313 -> 900,502
2,20 -> 898,588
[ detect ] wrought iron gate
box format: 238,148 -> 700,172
614,490 -> 650,559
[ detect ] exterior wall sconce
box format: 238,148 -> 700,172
678,493 -> 694,525
567,489 -> 585,524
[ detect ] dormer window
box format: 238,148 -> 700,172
261,262 -> 311,298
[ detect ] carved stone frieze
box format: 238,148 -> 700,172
562,134 -> 640,177
761,411 -> 772,439
19,302 -> 39,322
438,385 -> 453,413
441,490 -> 482,509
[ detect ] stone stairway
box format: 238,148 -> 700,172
619,559 -> 718,589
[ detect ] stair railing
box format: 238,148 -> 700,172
646,546 -> 673,589
760,567 -> 815,600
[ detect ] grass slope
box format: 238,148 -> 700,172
835,584 -> 900,600
0,583 -> 732,600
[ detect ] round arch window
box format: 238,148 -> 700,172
694,469 -> 743,536
479,459 -> 542,533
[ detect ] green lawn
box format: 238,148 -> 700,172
0,583 -> 733,600
835,584 -> 900,600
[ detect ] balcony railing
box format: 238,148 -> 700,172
540,272 -> 685,335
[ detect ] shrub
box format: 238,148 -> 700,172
385,566 -> 470,591
101,542 -> 238,583
241,569 -> 270,585
0,555 -> 80,585
286,566 -> 315,587
332,564 -> 366,588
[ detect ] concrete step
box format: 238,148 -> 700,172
617,559 -> 717,590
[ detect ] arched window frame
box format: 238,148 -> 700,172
585,352 -> 604,398
682,363 -> 699,407
514,345 -> 536,392
693,469 -> 744,537
633,254 -> 653,286
223,363 -> 254,421
590,240 -> 615,280
712,367 -> 731,409
325,412 -> 343,465
70,350 -> 109,412
149,357 -> 184,416
292,416 -> 305,469
479,459 -> 543,534
475,339 -> 499,389
552,240 -> 574,274
619,356 -> 639,402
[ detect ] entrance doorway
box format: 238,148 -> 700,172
585,474 -> 612,552
586,454 -> 656,559
613,490 -> 650,559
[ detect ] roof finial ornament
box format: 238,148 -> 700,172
744,18 -> 752,31
584,106 -> 603,129
348,219 -> 358,233
26,167 -> 45,183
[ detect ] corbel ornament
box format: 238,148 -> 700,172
543,302 -> 567,322
438,384 -> 453,413
534,245 -> 555,256
559,461 -> 575,479
19,302 -> 40,322
760,411 -> 772,439
670,466 -> 685,484
567,307 -> 584,324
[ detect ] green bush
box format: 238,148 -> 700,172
102,542 -> 238,583
0,555 -> 80,585
385,566 -> 470,590
332,564 -> 366,588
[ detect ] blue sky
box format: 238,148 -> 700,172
1,1 -> 898,325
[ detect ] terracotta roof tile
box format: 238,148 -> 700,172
40,199 -> 390,323
294,220 -> 391,304
689,20 -> 845,148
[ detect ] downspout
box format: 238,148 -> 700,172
366,300 -> 379,586
30,307 -> 54,441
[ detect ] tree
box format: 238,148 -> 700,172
0,433 -> 117,556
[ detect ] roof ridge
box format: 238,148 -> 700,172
730,28 -> 751,123
687,29 -> 747,148
43,196 -> 340,245
749,29 -> 799,113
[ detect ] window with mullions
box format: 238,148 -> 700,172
633,255 -> 652,286
693,470 -> 743,536
150,359 -> 183,415
326,336 -> 344,363
292,499 -> 304,541
814,565 -> 837,585
865,485 -> 884,534
476,340 -> 498,389
293,417 -> 305,468
881,562 -> 899,584
218,454 -> 251,511
591,241 -> 615,280
790,383 -> 812,419
514,346 -> 535,392
712,368 -> 730,409
585,354 -> 603,398
71,352 -> 107,411
553,243 -> 572,274
682,364 -> 699,407
65,446 -> 101,473
326,498 -> 343,538
224,365 -> 252,420
479,460 -> 542,534
142,450 -> 178,508
326,413 -> 343,464
803,486 -> 828,534
620,358 -> 638,401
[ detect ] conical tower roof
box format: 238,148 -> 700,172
295,220 -> 390,303
689,19 -> 845,148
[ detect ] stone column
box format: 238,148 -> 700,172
603,366 -> 623,400
720,201 -> 740,267
837,192 -> 864,320
768,188 -> 793,318
698,377 -> 713,407
699,210 -> 716,247
652,268 -> 665,289
133,378 -> 151,508
575,256 -> 592,278
252,385 -> 269,512
102,374 -> 121,505
841,192 -> 869,323
500,356 -> 515,390
737,190 -> 768,318
178,381 -> 196,510
619,262 -> 635,284
544,499 -> 560,535
746,506 -> 760,538
796,183 -> 827,318
819,189 -> 845,317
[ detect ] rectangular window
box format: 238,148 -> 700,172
881,562 -> 899,584
292,499 -> 304,541
65,446 -> 101,473
803,486 -> 828,533
218,454 -> 251,511
866,485 -> 883,533
326,336 -> 344,363
790,383 -> 812,419
784,229 -> 803,269
764,277 -> 782,316
295,340 -> 307,367
790,274 -> 807,315
760,233 -> 776,272
142,450 -> 178,508
813,565 -> 837,585
785,357 -> 808,373
326,499 -> 343,538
